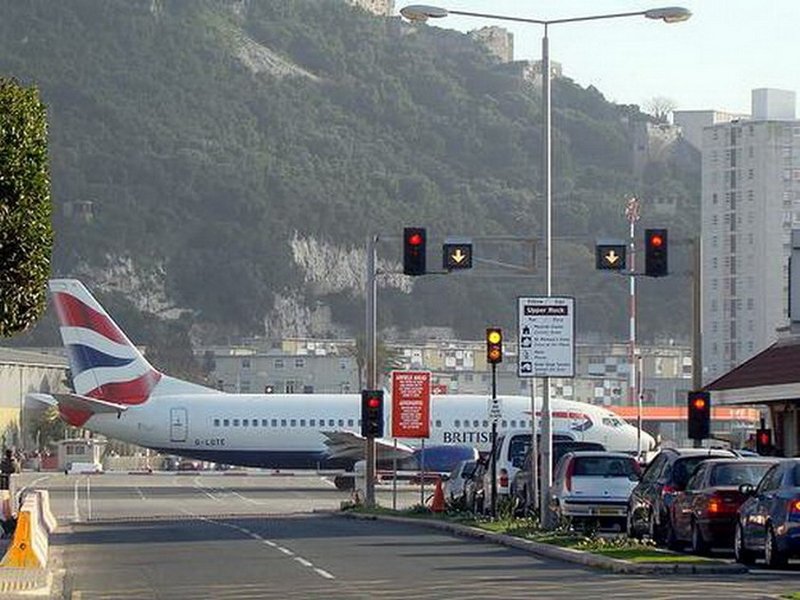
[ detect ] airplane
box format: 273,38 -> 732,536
31,279 -> 654,479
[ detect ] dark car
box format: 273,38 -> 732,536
627,447 -> 738,544
669,458 -> 777,553
736,458 -> 800,568
511,441 -> 606,514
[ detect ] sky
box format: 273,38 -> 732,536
395,1 -> 799,116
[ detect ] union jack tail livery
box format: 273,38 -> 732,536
49,279 -> 162,405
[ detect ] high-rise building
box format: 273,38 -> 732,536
701,89 -> 800,383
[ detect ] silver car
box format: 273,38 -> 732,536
551,451 -> 641,530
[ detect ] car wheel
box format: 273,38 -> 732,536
765,525 -> 788,569
734,522 -> 756,565
691,521 -> 710,555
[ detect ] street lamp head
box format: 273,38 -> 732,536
644,6 -> 692,23
399,4 -> 449,22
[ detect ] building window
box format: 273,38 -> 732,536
274,359 -> 284,369
285,381 -> 295,393
295,358 -> 305,368
242,358 -> 251,369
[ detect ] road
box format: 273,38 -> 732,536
12,472 -> 800,599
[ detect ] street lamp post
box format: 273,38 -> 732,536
400,4 -> 690,529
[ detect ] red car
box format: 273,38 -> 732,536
668,458 -> 778,554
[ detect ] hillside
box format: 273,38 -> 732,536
0,0 -> 699,355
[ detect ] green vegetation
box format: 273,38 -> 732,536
0,0 -> 699,349
0,77 -> 52,337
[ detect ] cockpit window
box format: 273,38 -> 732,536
602,416 -> 624,427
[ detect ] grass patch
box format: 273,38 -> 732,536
781,594 -> 800,600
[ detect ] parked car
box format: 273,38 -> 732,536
478,430 -> 574,513
510,441 -> 606,513
550,451 -> 641,530
444,459 -> 479,508
669,458 -> 777,553
736,458 -> 800,567
627,447 -> 738,543
178,459 -> 202,471
465,460 -> 487,513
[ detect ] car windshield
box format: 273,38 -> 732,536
573,456 -> 638,477
710,462 -> 772,486
507,434 -> 531,465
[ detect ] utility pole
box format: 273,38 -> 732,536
626,197 -> 641,455
365,234 -> 378,507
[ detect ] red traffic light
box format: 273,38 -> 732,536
407,232 -> 423,246
759,431 -> 770,445
692,397 -> 706,410
649,233 -> 664,247
368,397 -> 381,409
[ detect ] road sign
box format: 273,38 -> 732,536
488,397 -> 502,422
596,241 -> 626,270
391,371 -> 431,439
443,239 -> 473,270
517,296 -> 575,378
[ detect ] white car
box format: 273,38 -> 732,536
443,459 -> 478,507
550,451 -> 640,530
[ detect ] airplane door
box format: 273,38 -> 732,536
170,408 -> 188,442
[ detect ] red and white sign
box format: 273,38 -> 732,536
391,370 -> 431,439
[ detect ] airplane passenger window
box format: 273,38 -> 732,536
310,419 -> 316,426
290,419 -> 296,427
281,419 -> 287,427
271,419 -> 277,427
338,419 -> 344,427
242,419 -> 248,427
357,419 -> 361,427
473,420 -> 479,427
261,419 -> 267,427
483,420 -> 489,427
300,419 -> 306,427
233,419 -> 240,426
510,420 -> 517,428
435,420 -> 441,427
502,420 -> 508,428
347,419 -> 354,427
328,419 -> 335,427
213,419 -> 220,427
223,419 -> 229,427
454,420 -> 461,427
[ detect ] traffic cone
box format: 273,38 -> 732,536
431,477 -> 445,513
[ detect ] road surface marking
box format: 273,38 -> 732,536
314,568 -> 335,580
294,557 -> 313,568
136,487 -> 147,501
73,480 -> 81,522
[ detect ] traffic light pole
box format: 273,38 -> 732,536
490,362 -> 497,517
365,233 -> 378,507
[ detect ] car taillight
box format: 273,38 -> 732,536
566,459 -> 575,492
707,493 -> 737,516
707,494 -> 722,514
788,498 -> 800,521
661,484 -> 677,497
499,469 -> 509,488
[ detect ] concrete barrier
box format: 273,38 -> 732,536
0,490 -> 57,569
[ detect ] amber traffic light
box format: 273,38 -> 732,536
486,328 -> 503,364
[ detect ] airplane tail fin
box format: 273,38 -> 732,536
49,279 -> 162,405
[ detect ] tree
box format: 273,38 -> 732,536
0,78 -> 53,337
645,96 -> 677,124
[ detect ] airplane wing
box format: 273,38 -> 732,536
27,392 -> 129,416
321,430 -> 415,461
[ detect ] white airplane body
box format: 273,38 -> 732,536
35,280 -> 654,471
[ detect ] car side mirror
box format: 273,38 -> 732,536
738,483 -> 756,496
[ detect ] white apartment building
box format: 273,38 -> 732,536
702,89 -> 800,383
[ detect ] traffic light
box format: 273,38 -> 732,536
361,389 -> 384,437
486,328 -> 503,364
687,390 -> 711,440
644,228 -> 668,277
403,227 -> 426,276
756,428 -> 773,455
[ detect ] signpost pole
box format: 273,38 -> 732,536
490,362 -> 498,517
392,437 -> 397,510
529,377 -> 538,515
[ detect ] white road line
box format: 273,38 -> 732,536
232,491 -> 261,505
320,477 -> 337,489
193,480 -> 222,502
136,487 -> 147,501
314,568 -> 336,580
277,546 -> 294,556
263,540 -> 277,548
294,557 -> 313,568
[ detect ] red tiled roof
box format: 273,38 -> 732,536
705,336 -> 800,391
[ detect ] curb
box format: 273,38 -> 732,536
336,512 -> 748,575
